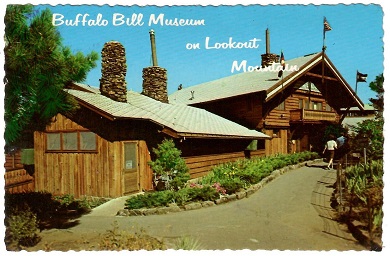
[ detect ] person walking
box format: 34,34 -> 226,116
323,134 -> 337,169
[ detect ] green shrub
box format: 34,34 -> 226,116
175,188 -> 193,205
6,205 -> 41,250
186,186 -> 220,202
237,166 -> 267,184
5,192 -> 59,225
125,190 -> 175,210
149,139 -> 190,191
219,177 -> 246,194
174,236 -> 202,250
125,186 -> 220,209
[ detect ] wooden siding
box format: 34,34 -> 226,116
263,88 -> 339,127
34,115 -> 123,197
4,151 -> 24,171
264,129 -> 288,155
4,168 -> 35,194
4,151 -> 35,193
264,95 -> 295,127
34,115 -> 153,198
195,93 -> 263,129
184,149 -> 265,178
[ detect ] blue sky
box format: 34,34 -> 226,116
37,4 -> 384,104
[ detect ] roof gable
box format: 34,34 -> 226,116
169,52 -> 364,110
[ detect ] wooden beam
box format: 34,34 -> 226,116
161,127 -> 180,138
305,72 -> 338,81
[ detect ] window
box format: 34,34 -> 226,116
312,102 -> 322,110
272,129 -> 281,138
325,103 -> 332,111
299,99 -> 303,109
46,131 -> 97,152
305,100 -> 310,109
276,101 -> 285,110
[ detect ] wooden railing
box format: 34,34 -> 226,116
290,109 -> 337,122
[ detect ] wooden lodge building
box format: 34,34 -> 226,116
8,30 -> 364,199
31,38 -> 269,198
170,33 -> 364,155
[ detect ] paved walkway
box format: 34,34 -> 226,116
66,163 -> 366,251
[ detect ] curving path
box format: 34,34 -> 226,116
66,163 -> 366,251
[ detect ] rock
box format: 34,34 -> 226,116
215,197 -> 228,205
184,202 -> 202,211
235,191 -> 247,199
201,201 -> 215,207
117,209 -> 129,216
226,194 -> 237,201
142,66 -> 168,103
156,207 -> 169,215
99,41 -> 127,103
246,188 -> 255,197
127,209 -> 143,216
142,208 -> 157,216
167,204 -> 182,213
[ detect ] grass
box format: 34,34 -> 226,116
174,236 -> 202,250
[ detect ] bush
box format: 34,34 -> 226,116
5,205 -> 41,250
184,186 -> 220,202
149,139 -> 190,191
344,160 -> 384,243
125,186 -> 220,209
125,190 -> 175,209
219,177 -> 246,194
5,192 -> 59,225
174,236 -> 202,250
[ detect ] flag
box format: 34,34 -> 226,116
324,17 -> 332,32
356,71 -> 368,82
280,51 -> 285,70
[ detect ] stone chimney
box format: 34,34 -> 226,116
99,41 -> 127,103
261,28 -> 279,67
142,30 -> 169,103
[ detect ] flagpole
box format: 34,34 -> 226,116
322,22 -> 326,96
355,70 -> 358,94
281,51 -> 284,90
322,17 -> 331,99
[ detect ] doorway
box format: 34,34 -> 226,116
123,141 -> 140,194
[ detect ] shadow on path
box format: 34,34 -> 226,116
310,170 -> 358,243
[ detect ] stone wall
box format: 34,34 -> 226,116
261,53 -> 280,68
99,41 -> 127,103
142,66 -> 169,103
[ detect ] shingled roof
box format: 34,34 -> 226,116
65,84 -> 269,140
169,52 -> 364,110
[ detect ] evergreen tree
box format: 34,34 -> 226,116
368,73 -> 384,116
4,5 -> 99,147
349,73 -> 384,160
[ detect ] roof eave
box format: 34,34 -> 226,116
323,54 -> 365,110
176,132 -> 271,140
265,52 -> 323,102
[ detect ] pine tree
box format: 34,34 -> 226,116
4,5 -> 99,147
369,73 -> 384,115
